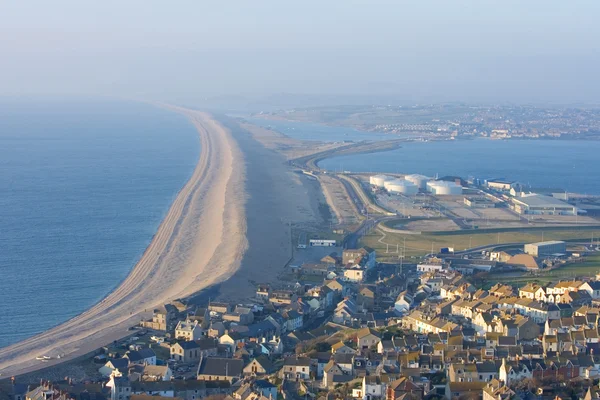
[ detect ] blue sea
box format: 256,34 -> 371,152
0,99 -> 199,348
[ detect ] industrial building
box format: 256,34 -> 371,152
524,240 -> 567,257
511,194 -> 578,215
486,179 -> 516,191
384,179 -> 418,195
426,181 -> 463,195
404,174 -> 430,190
369,174 -> 393,188
464,196 -> 495,208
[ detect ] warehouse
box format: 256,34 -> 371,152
524,240 -> 567,257
511,194 -> 578,216
426,181 -> 463,195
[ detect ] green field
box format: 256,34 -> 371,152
361,226 -> 599,259
472,255 -> 600,288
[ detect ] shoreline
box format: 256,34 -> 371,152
0,108 -> 247,377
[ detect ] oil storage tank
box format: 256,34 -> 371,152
384,179 -> 418,195
426,181 -> 463,195
405,174 -> 430,190
370,174 -> 393,188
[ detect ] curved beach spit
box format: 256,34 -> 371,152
0,108 -> 247,377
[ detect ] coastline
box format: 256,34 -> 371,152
0,108 -> 247,377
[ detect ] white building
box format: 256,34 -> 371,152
512,194 -> 577,216
174,319 -> 203,341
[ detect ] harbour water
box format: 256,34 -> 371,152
0,99 -> 199,348
247,118 -> 600,195
319,138 -> 600,195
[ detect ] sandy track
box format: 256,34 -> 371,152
0,108 -> 247,377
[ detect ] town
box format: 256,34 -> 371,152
4,236 -> 600,400
257,104 -> 600,141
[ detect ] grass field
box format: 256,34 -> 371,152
361,226 -> 600,259
474,255 -> 600,288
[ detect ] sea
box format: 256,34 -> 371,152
246,118 -> 600,196
0,98 -> 199,348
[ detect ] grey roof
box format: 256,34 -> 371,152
176,340 -> 200,350
125,348 -> 155,362
476,361 -> 498,373
284,356 -> 311,367
254,380 -> 276,389
108,358 -> 129,370
198,357 -> 244,377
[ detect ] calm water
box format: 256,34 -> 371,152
0,99 -> 199,348
319,138 -> 600,195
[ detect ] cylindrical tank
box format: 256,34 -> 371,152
384,179 -> 418,195
405,174 -> 430,190
426,181 -> 463,195
369,174 -> 393,187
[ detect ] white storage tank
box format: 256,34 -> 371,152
426,181 -> 463,195
405,174 -> 430,190
384,179 -> 418,195
369,174 -> 393,188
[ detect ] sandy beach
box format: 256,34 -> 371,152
212,116 -> 327,300
0,108 -> 248,377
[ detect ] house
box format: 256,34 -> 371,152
124,349 -> 156,366
445,382 -> 486,400
356,327 -> 381,350
300,262 -> 330,276
256,284 -> 271,301
107,375 -> 132,400
344,267 -> 365,283
331,341 -> 356,355
333,298 -> 357,324
208,302 -> 231,314
282,356 -> 312,380
321,253 -> 339,265
280,309 -> 303,331
343,247 -> 376,269
394,291 -> 413,313
99,358 -> 129,377
170,341 -> 199,363
482,379 -> 515,400
323,360 -> 344,389
141,304 -> 177,331
386,377 -> 423,400
223,306 -> 254,325
169,339 -> 219,363
579,281 -> 600,299
361,375 -> 387,400
140,365 -> 172,382
243,356 -> 274,376
174,319 -> 203,341
269,290 -> 297,305
219,332 -> 247,352
357,286 -> 377,311
253,380 -> 277,399
448,363 -> 478,382
196,356 -> 244,383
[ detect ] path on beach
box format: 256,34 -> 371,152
0,109 -> 247,377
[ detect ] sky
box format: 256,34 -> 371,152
1,1 -> 599,105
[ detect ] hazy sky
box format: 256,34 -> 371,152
1,1 -> 599,105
